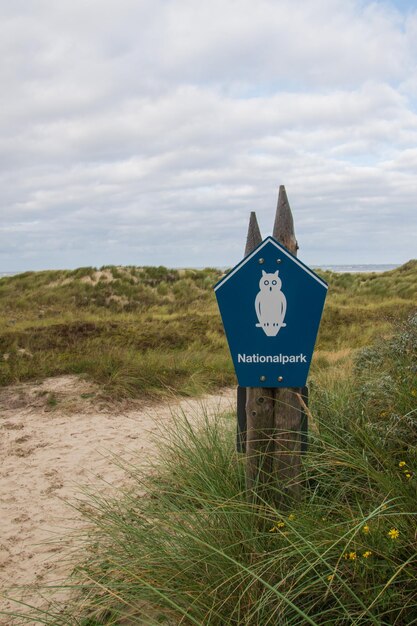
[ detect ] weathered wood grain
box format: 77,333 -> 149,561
273,185 -> 298,254
245,186 -> 304,507
244,211 -> 276,501
272,185 -> 303,506
271,387 -> 302,505
245,387 -> 275,499
245,211 -> 262,257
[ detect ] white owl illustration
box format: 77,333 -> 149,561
255,270 -> 287,337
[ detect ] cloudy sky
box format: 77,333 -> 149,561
1,0 -> 417,271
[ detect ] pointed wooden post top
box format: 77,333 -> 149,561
245,211 -> 262,255
273,185 -> 298,256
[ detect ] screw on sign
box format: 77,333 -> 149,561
215,186 -> 328,506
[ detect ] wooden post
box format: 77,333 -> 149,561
245,187 -> 304,507
272,185 -> 298,253
271,185 -> 303,505
244,212 -> 277,501
245,211 -> 262,255
237,211 -> 263,458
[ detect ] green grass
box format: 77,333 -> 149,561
1,261 -> 416,398
12,315 -> 417,625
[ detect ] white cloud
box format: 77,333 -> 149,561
0,0 -> 417,270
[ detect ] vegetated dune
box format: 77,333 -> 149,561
7,314 -> 415,626
0,262 -> 416,623
0,375 -> 235,624
0,261 -> 416,398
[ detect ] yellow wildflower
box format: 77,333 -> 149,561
362,551 -> 372,559
343,552 -> 349,560
349,551 -> 357,560
276,521 -> 285,528
362,524 -> 370,534
405,473 -> 412,479
327,574 -> 334,581
388,528 -> 399,540
288,514 -> 295,521
399,461 -> 407,468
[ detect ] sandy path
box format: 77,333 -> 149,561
0,376 -> 235,624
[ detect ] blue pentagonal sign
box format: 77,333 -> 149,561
214,237 -> 328,387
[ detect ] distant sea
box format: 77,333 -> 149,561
0,264 -> 401,279
314,264 -> 400,274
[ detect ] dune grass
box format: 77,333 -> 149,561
12,314 -> 416,625
1,261 -> 416,399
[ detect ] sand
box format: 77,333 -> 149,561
0,376 -> 235,624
